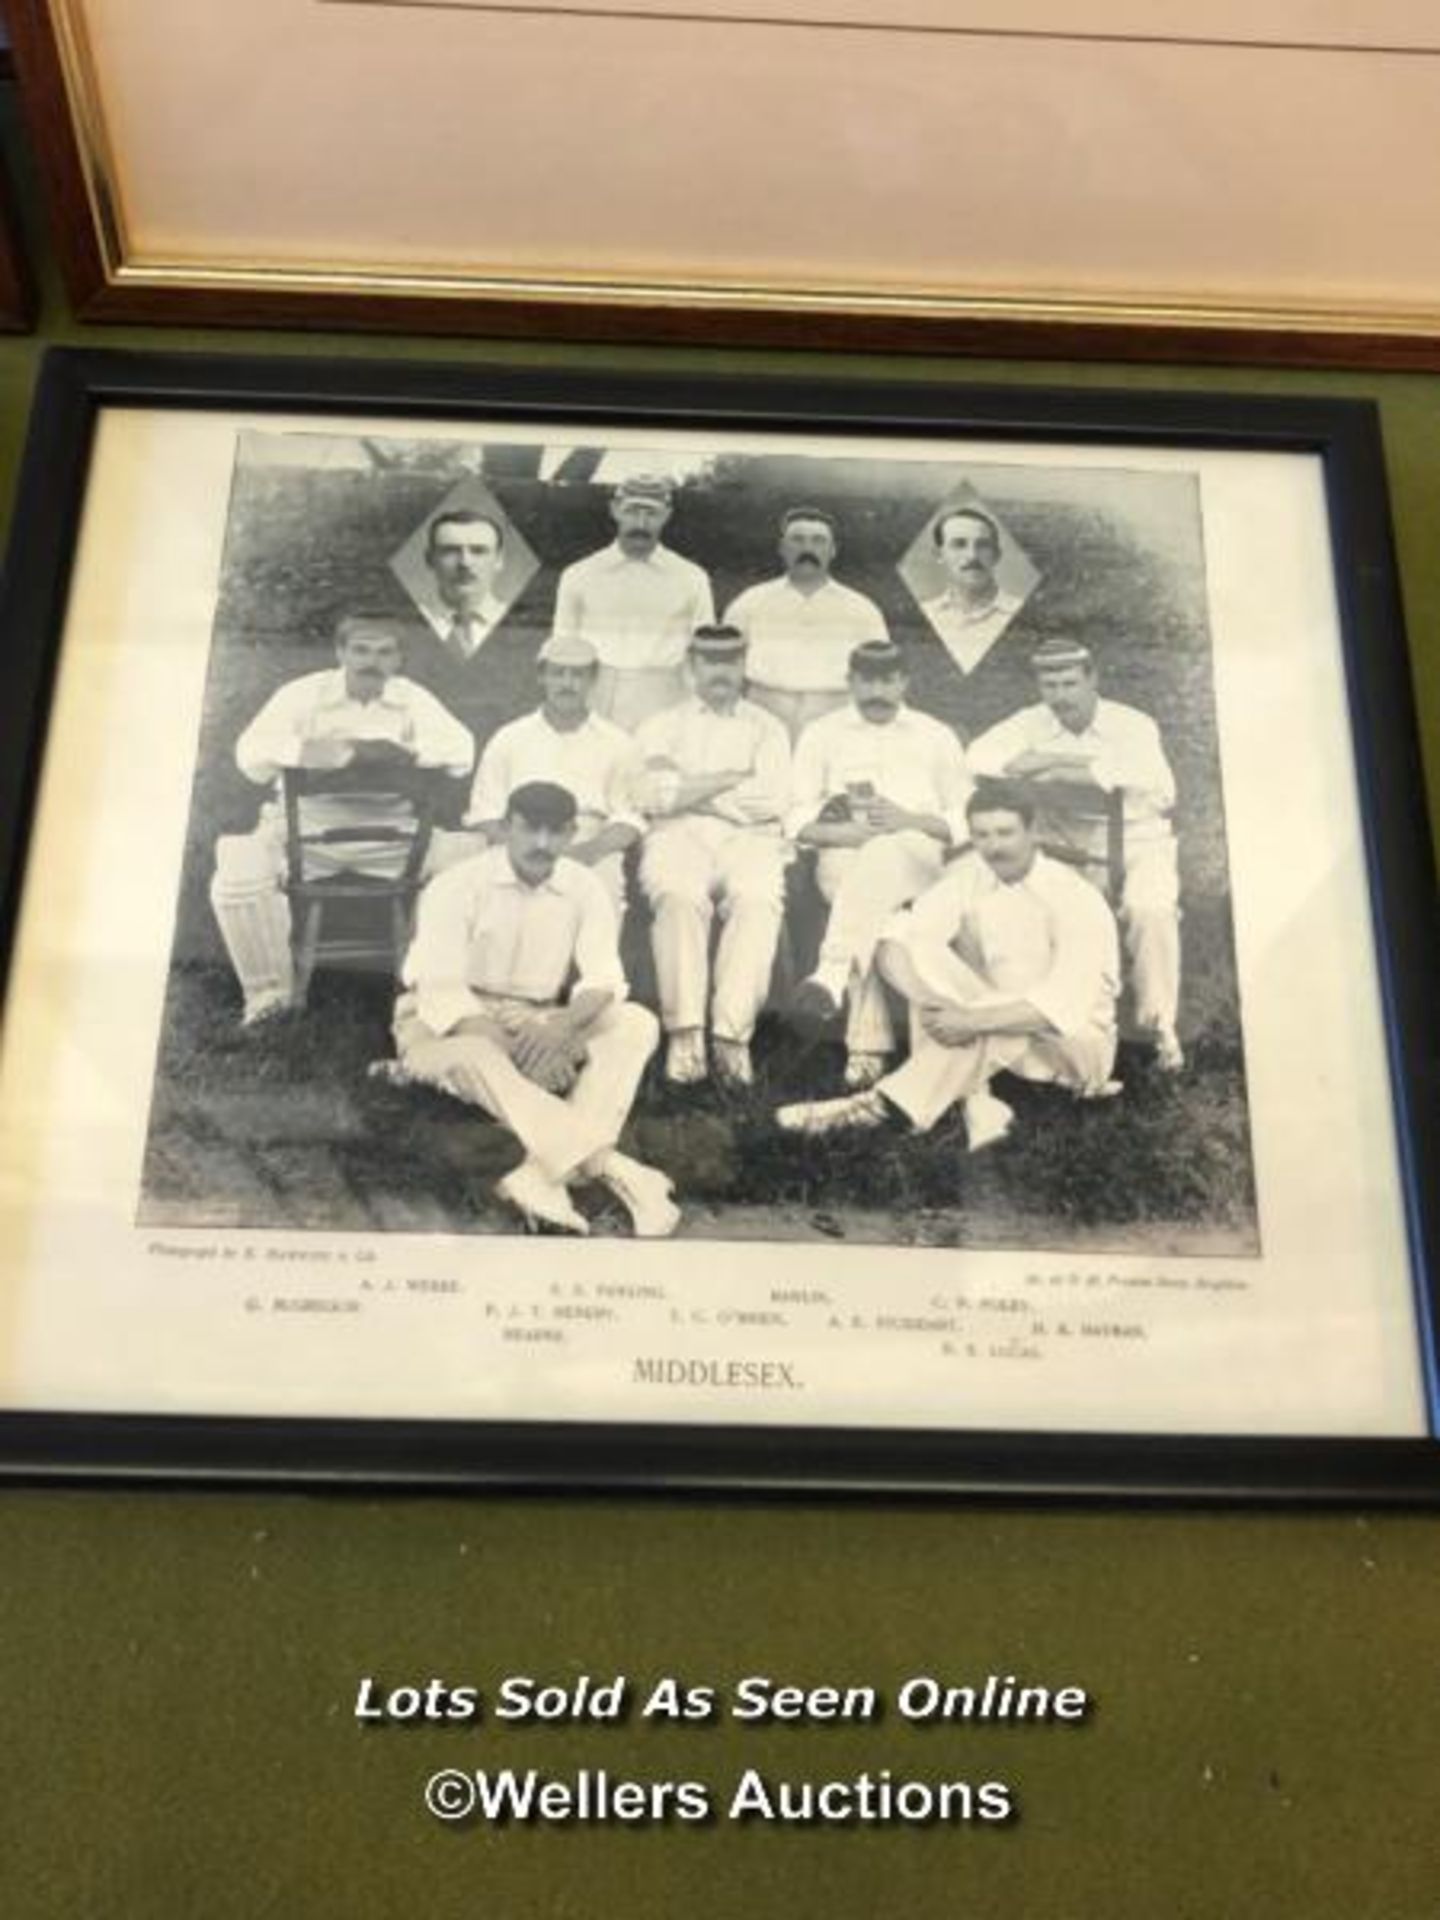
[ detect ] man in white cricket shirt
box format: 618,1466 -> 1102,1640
787,640 -> 972,1088
919,506 -> 1023,676
778,782 -> 1120,1150
210,612 -> 473,1027
724,506 -> 890,741
391,780 -> 676,1237
633,624 -> 792,1088
464,634 -> 642,916
551,473 -> 714,731
967,636 -> 1183,1070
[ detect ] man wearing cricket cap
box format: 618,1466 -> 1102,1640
724,505 -> 891,742
634,623 -> 792,1087
967,635 -> 1183,1070
551,472 -> 715,732
465,633 -> 643,916
787,638 -> 972,1088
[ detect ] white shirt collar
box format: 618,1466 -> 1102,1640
536,707 -> 598,739
1042,699 -> 1107,740
933,587 -> 1005,623
317,668 -> 408,711
975,848 -> 1057,894
486,844 -> 567,897
842,700 -> 913,729
688,692 -> 747,719
599,539 -> 673,571
775,572 -> 839,598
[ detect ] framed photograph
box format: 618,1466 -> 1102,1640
0,347 -> 1436,1497
11,0 -> 1440,365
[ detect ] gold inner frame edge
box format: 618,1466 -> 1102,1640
46,0 -> 1440,339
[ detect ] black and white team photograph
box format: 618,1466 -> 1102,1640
137,425 -> 1259,1258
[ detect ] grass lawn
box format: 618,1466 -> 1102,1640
139,924 -> 1258,1256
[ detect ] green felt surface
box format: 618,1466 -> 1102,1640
1,84 -> 1438,1920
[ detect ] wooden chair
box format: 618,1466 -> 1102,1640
282,764 -> 443,1006
1012,778 -> 1126,902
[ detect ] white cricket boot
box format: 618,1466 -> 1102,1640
496,1160 -> 591,1235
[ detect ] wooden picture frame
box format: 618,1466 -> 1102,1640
0,134 -> 35,332
11,0 -> 1440,366
0,347 -> 1436,1497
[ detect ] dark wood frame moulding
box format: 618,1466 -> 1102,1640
9,0 -> 1440,368
0,346 -> 1437,1501
0,161 -> 33,331
0,30 -> 35,335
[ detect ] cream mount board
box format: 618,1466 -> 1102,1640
13,0 -> 1440,356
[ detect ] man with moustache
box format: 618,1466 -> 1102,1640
209,612 -> 474,1027
920,506 -> 1023,676
633,624 -> 792,1088
416,509 -> 511,662
552,473 -> 714,731
465,634 -> 643,916
777,782 -> 1121,1150
787,640 -> 972,1088
390,780 -> 676,1237
967,636 -> 1183,1070
724,506 -> 891,741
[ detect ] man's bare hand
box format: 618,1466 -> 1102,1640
866,798 -> 913,834
799,818 -> 875,849
1004,749 -> 1095,782
682,769 -> 749,810
728,792 -> 778,825
920,1003 -> 979,1047
350,738 -> 416,768
527,1044 -> 579,1095
297,736 -> 355,770
508,1019 -> 552,1076
510,1013 -> 587,1093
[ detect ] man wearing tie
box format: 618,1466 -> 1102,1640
418,510 -> 511,663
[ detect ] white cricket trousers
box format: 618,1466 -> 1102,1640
393,997 -> 659,1186
211,811 -> 433,1019
875,936 -> 1117,1131
639,817 -> 787,1042
814,830 -> 947,1053
1120,839 -> 1180,1036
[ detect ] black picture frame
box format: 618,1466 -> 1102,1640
0,345 -> 1436,1501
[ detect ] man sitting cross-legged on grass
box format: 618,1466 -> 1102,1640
777,781 -> 1120,1151
787,639 -> 972,1089
389,780 -> 677,1236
